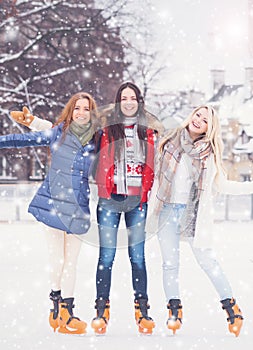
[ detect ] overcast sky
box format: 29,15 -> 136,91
151,0 -> 250,95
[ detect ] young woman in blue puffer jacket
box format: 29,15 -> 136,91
0,92 -> 99,334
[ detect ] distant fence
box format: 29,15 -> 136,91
215,193 -> 253,221
0,183 -> 39,222
0,183 -> 253,222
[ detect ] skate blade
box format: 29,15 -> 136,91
137,320 -> 155,335
49,322 -> 59,332
138,326 -> 153,335
50,325 -> 59,332
49,316 -> 59,332
229,319 -> 243,337
91,319 -> 107,335
58,326 -> 86,335
167,319 -> 181,334
94,327 -> 107,335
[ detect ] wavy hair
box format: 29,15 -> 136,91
159,105 -> 225,178
54,92 -> 98,135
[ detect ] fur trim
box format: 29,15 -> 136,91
97,104 -> 164,136
145,110 -> 165,137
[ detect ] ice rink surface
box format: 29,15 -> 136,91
0,219 -> 253,350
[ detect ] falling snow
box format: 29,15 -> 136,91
0,185 -> 253,349
1,0 -> 253,349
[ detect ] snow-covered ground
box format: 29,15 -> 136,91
0,217 -> 253,350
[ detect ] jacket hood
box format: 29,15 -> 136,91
97,103 -> 164,137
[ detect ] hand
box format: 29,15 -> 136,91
10,106 -> 35,127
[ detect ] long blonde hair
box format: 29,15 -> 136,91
159,105 -> 225,178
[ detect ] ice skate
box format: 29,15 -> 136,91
58,297 -> 87,335
221,298 -> 243,337
49,290 -> 61,332
135,298 -> 155,335
91,299 -> 110,335
167,299 -> 182,335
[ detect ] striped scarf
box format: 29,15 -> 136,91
156,128 -> 212,236
157,128 -> 211,203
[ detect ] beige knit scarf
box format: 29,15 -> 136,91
156,128 -> 212,237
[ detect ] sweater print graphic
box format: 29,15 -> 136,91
114,126 -> 144,188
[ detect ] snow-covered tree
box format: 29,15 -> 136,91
0,0 -> 126,119
95,0 -> 171,104
0,0 -> 126,181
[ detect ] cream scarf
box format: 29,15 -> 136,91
116,118 -> 145,194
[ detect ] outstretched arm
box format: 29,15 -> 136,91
10,106 -> 53,131
0,129 -> 54,149
217,171 -> 253,195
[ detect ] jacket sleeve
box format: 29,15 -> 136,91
95,129 -> 115,198
29,116 -> 53,131
0,129 -> 54,149
216,172 -> 253,195
141,130 -> 155,202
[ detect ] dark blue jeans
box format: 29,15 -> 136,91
96,194 -> 148,301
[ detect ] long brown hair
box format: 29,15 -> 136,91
54,92 -> 98,137
107,82 -> 148,159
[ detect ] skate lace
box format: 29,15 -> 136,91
135,300 -> 153,322
61,302 -> 81,323
95,299 -> 110,320
167,300 -> 182,322
221,299 -> 243,324
49,291 -> 61,302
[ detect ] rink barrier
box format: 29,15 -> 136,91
0,183 -> 253,222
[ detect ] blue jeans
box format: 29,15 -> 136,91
158,203 -> 233,301
96,194 -> 148,300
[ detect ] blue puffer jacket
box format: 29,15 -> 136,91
0,124 -> 95,234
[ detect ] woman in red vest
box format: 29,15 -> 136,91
91,82 -> 163,335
